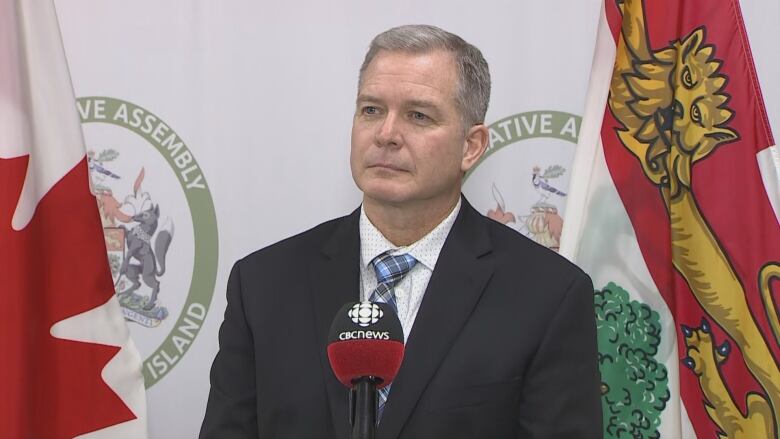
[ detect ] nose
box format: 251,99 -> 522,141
375,113 -> 402,148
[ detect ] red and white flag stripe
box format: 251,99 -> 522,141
0,1 -> 147,438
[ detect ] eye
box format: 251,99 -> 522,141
690,104 -> 702,124
681,66 -> 695,88
410,111 -> 429,122
361,106 -> 379,115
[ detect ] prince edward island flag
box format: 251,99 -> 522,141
560,0 -> 780,438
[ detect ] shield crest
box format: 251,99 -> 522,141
103,226 -> 125,286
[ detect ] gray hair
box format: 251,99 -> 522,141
358,24 -> 491,128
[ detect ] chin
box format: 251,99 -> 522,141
364,189 -> 412,206
359,180 -> 413,206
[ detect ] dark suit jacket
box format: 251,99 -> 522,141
200,198 -> 602,439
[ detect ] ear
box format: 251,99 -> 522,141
461,123 -> 489,173
680,28 -> 705,60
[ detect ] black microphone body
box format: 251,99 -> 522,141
350,377 -> 379,439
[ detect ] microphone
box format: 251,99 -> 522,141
327,301 -> 404,439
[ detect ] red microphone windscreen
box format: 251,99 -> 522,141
326,302 -> 404,389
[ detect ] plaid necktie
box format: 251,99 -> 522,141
369,252 -> 417,422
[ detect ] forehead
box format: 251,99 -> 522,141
358,50 -> 459,103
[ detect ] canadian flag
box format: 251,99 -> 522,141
0,1 -> 147,438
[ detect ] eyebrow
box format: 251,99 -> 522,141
356,94 -> 439,110
355,94 -> 380,105
406,99 -> 439,110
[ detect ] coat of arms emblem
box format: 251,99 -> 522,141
91,149 -> 174,327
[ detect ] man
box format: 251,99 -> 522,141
200,25 -> 602,439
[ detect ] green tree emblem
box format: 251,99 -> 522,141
596,282 -> 670,438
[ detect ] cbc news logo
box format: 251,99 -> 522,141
349,302 -> 383,327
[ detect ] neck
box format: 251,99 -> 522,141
363,193 -> 460,247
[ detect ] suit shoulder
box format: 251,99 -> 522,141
235,214 -> 350,268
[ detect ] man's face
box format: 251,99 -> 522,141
350,50 -> 481,210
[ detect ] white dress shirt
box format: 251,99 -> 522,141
359,199 -> 461,341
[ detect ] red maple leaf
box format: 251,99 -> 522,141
0,155 -> 136,438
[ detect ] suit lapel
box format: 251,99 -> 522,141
308,209 -> 361,439
377,200 -> 494,439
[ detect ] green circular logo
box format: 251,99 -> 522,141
77,97 -> 218,388
465,110 -> 581,181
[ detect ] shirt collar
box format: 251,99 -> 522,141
359,198 -> 461,271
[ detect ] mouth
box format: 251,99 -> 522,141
368,163 -> 406,172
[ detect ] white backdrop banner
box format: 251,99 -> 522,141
51,1 -> 778,438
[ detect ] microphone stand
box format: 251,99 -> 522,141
349,376 -> 380,439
